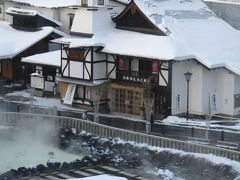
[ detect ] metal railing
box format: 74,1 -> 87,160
0,112 -> 240,162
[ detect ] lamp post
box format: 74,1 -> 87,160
184,72 -> 192,121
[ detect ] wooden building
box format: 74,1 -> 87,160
52,0 -> 240,118
52,0 -> 173,118
0,8 -> 63,83
21,50 -> 61,95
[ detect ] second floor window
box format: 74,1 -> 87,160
82,0 -> 88,6
98,0 -> 104,5
69,49 -> 85,61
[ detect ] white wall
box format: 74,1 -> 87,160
71,7 -> 112,35
71,8 -> 93,34
172,60 -> 203,115
93,62 -> 106,79
57,8 -> 76,34
202,68 -> 235,115
107,55 -> 116,79
172,60 -> 236,116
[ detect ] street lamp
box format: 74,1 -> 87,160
184,72 -> 192,121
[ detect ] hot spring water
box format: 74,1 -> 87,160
0,121 -> 82,174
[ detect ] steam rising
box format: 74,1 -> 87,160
0,116 -> 81,174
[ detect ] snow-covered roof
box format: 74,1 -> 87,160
53,28 -> 174,60
54,0 -> 240,75
0,21 -> 61,59
134,0 -> 240,74
6,7 -> 62,27
56,77 -> 106,86
9,0 -> 77,8
22,50 -> 61,67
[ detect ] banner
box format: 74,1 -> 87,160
152,60 -> 158,74
64,84 -> 76,105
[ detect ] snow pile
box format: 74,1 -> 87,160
114,137 -> 240,174
162,116 -> 240,132
147,168 -> 185,180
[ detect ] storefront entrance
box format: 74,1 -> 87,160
110,84 -> 144,117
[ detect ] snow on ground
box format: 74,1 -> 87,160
114,138 -> 240,174
0,90 -> 146,122
147,168 -> 185,180
0,90 -> 84,112
161,116 -> 240,132
68,174 -> 127,180
2,90 -> 240,130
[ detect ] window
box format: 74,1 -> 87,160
68,49 -> 85,61
85,87 -> 91,100
47,76 -> 53,81
82,0 -> 88,6
76,85 -> 84,99
98,0 -> 104,5
234,94 -> 240,108
139,59 -> 152,78
176,94 -> 180,109
111,86 -> 143,116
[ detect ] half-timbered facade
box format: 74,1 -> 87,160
105,0 -> 172,118
53,0 -> 173,118
57,44 -> 108,106
107,56 -> 172,118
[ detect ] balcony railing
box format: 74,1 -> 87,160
117,70 -> 158,84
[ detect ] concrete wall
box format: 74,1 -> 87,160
202,68 -> 235,115
172,60 -> 237,116
172,60 -> 204,115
